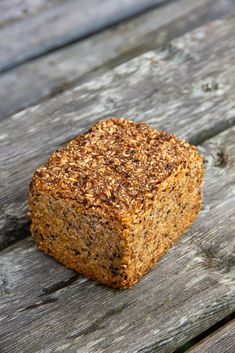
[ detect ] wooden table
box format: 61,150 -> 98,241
0,1 -> 235,352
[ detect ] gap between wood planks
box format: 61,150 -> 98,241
1,0 -> 235,120
1,14 -> 235,250
178,314 -> 235,353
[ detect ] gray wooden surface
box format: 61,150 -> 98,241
1,126 -> 235,353
1,16 -> 235,249
1,0 -> 234,120
1,2 -> 235,352
189,319 -> 235,353
0,0 -> 169,73
0,0 -> 65,27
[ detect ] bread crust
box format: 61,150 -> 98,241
29,118 -> 203,288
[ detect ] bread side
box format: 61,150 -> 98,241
29,193 -> 132,287
123,151 -> 203,286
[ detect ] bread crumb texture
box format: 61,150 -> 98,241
29,118 -> 203,288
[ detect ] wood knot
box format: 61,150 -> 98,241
201,82 -> 219,92
214,149 -> 228,168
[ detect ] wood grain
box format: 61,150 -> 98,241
0,126 -> 235,353
1,16 -> 235,249
188,320 -> 235,353
1,0 -> 234,120
0,0 -> 65,27
0,0 -> 169,73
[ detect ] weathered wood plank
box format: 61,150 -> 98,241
0,126 -> 235,353
0,0 -> 169,73
1,16 -> 235,249
1,0 -> 234,120
0,0 -> 65,27
188,320 -> 235,353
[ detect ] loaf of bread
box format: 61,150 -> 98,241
29,118 -> 203,288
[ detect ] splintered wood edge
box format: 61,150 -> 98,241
0,126 -> 235,353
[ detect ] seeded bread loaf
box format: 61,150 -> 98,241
29,118 -> 203,288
